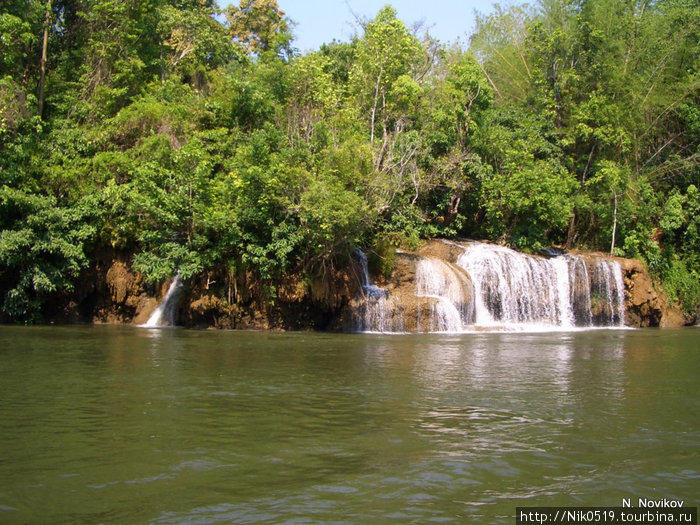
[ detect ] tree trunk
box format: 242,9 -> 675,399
566,211 -> 576,249
610,191 -> 618,256
444,193 -> 461,227
370,68 -> 383,147
38,0 -> 52,119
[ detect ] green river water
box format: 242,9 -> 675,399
0,326 -> 698,523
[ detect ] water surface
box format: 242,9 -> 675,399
0,326 -> 698,523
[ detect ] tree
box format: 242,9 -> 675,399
156,3 -> 235,84
351,6 -> 422,151
0,187 -> 99,321
470,4 -> 535,102
475,104 -> 576,250
421,49 -> 492,227
37,0 -> 51,117
286,52 -> 340,146
585,160 -> 630,255
226,0 -> 292,58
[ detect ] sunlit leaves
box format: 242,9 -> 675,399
0,13 -> 35,71
225,0 -> 292,58
157,3 -> 234,79
299,174 -> 372,262
351,6 -> 423,145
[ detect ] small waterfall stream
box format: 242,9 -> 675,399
590,259 -> 626,326
144,274 -> 183,327
568,255 -> 592,326
351,241 -> 627,332
353,250 -> 389,300
351,250 -> 397,332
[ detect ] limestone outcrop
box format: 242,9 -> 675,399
49,240 -> 690,330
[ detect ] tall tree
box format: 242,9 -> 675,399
226,0 -> 292,58
351,6 -> 422,150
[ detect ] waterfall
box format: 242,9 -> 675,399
353,249 -> 389,300
415,258 -> 475,332
590,259 -> 626,326
552,256 -> 575,327
349,241 -> 626,333
568,255 -> 592,326
456,243 -> 626,329
144,274 -> 183,327
351,250 -> 398,332
456,244 -> 569,327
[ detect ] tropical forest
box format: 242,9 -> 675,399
1,0 -> 699,325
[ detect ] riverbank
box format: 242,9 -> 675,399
35,240 -> 691,331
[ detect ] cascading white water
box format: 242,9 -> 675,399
551,256 -> 575,328
456,244 -> 569,327
415,258 -> 475,332
353,250 -> 388,300
350,241 -> 626,333
351,250 -> 398,332
567,255 -> 592,326
456,243 -> 626,329
590,259 -> 626,326
144,274 -> 183,327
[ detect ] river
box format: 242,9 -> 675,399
0,326 -> 697,523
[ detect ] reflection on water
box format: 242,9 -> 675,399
0,326 -> 697,523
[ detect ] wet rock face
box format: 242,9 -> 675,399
102,259 -> 160,324
51,250 -> 175,325
182,266 -> 356,331
54,252 -> 156,324
188,295 -> 232,329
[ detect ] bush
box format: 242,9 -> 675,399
0,188 -> 100,322
662,258 -> 700,318
368,237 -> 397,278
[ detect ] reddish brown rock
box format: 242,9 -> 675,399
618,258 -> 686,328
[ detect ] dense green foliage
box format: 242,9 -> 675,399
1,0 -> 698,321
